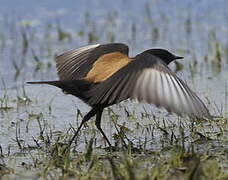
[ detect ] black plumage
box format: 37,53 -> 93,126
28,43 -> 211,147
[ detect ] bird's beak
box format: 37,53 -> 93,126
174,56 -> 184,60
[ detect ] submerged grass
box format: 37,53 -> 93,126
0,90 -> 228,179
1,1 -> 228,179
1,136 -> 228,179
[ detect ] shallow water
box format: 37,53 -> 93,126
0,0 -> 228,157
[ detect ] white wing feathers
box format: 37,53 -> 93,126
56,44 -> 100,62
132,68 -> 210,119
56,44 -> 100,80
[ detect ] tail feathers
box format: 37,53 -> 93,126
27,80 -> 92,103
27,81 -> 59,85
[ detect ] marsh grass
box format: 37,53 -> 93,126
2,135 -> 228,179
1,2 -> 228,179
0,77 -> 12,111
1,91 -> 228,179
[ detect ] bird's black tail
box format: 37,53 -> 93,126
27,81 -> 62,85
27,80 -> 91,103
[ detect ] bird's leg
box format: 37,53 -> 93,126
68,107 -> 99,147
95,109 -> 112,147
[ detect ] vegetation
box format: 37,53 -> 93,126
0,1 -> 228,179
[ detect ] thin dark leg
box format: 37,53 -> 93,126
68,107 -> 99,147
95,109 -> 112,147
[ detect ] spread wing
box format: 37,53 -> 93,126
56,43 -> 129,80
86,53 -> 211,119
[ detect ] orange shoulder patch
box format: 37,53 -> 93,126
84,52 -> 130,83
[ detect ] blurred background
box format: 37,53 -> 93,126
0,0 -> 228,178
1,0 -> 228,89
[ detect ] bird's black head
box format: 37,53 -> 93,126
143,49 -> 183,65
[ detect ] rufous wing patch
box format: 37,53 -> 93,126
84,52 -> 131,83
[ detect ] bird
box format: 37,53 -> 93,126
27,43 -> 211,147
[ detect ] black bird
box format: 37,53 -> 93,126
28,43 -> 211,147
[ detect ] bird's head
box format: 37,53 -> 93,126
144,49 -> 183,65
